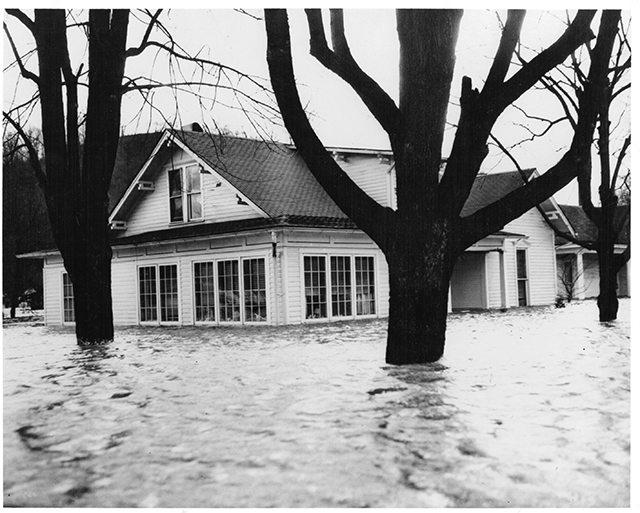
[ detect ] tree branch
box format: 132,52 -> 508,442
3,21 -> 39,84
483,10 -> 525,92
305,9 -> 402,143
125,9 -> 163,58
265,8 -> 392,250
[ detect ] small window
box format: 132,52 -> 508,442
62,272 -> 75,323
516,249 -> 528,307
331,256 -> 352,317
243,258 -> 267,322
169,165 -> 202,223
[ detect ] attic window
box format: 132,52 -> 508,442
169,164 -> 202,222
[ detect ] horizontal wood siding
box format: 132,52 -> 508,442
336,155 -> 393,207
120,148 -> 262,238
506,209 -> 557,306
111,260 -> 138,325
43,264 -> 62,325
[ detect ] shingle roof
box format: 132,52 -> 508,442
108,130 -> 542,229
558,204 -> 630,244
460,168 -> 535,217
173,131 -> 346,218
109,132 -> 163,212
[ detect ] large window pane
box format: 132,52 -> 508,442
159,265 -> 179,322
218,260 -> 240,322
139,266 -> 157,321
304,256 -> 327,319
331,256 -> 352,317
194,262 -> 216,322
355,256 -> 376,315
62,273 -> 75,323
243,258 -> 267,322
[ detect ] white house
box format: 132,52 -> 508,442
26,125 -> 569,327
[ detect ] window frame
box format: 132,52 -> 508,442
61,271 -> 75,324
301,253 -> 378,323
515,248 -> 529,307
168,163 -> 203,224
192,254 -> 269,326
137,263 -> 180,325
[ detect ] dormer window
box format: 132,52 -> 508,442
169,164 -> 202,222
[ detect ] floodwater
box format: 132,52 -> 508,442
3,299 -> 630,507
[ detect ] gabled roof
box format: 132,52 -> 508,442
109,131 -> 163,212
558,204 -> 630,244
460,168 -> 536,217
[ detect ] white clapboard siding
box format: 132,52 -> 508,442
43,264 -> 63,325
122,149 -> 263,237
505,209 -> 557,306
337,155 -> 393,207
111,260 -> 139,325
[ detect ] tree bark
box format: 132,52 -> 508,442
385,221 -> 456,364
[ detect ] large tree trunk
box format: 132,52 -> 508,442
596,206 -> 619,322
385,221 -> 456,364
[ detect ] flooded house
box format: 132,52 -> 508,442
26,125 -> 572,326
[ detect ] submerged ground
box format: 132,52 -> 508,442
3,299 -> 630,507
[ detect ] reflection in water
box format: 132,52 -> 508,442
3,299 -> 630,508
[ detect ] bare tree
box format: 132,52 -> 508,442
507,12 -> 631,321
265,9 -> 621,364
3,9 -> 275,344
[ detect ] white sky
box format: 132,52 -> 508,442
3,5 -> 634,205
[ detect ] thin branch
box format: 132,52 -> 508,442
304,8 -> 402,141
5,9 -> 35,32
611,135 -> 630,189
125,9 -> 163,58
3,110 -> 48,189
3,22 -> 39,84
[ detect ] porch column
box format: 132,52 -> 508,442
447,282 -> 452,313
499,241 -> 510,309
575,252 -> 585,300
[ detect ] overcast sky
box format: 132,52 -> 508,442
3,5 -> 633,204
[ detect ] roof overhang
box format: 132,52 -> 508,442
466,231 -> 526,252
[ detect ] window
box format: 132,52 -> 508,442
218,260 -> 240,322
243,258 -> 267,322
194,262 -> 216,322
304,256 -> 327,319
194,257 -> 267,324
169,164 -> 202,222
516,249 -> 528,306
331,256 -> 352,317
62,272 -> 75,323
304,255 -> 376,320
355,256 -> 376,315
139,264 -> 179,323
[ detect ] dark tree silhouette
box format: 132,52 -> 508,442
265,9 -> 621,364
